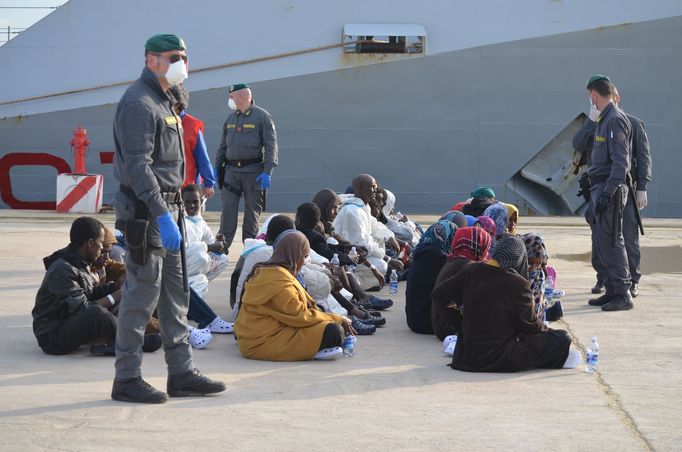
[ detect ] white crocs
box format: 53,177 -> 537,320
208,317 -> 234,334
442,335 -> 458,353
188,327 -> 214,349
444,341 -> 457,357
563,350 -> 582,369
314,347 -> 343,360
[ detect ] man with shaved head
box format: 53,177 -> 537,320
333,174 -> 402,291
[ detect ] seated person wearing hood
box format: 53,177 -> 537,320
382,188 -> 422,247
439,234 -> 580,372
182,184 -> 229,299
32,217 -> 161,356
235,230 -> 355,361
232,215 -> 296,319
333,174 -> 402,290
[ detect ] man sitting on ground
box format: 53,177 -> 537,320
32,217 -> 161,356
333,174 -> 401,290
182,184 -> 229,299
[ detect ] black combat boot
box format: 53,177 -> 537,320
630,282 -> 639,298
167,368 -> 226,397
591,281 -> 605,294
601,293 -> 634,311
112,377 -> 168,404
588,293 -> 613,306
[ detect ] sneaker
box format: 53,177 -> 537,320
314,347 -> 343,360
90,342 -> 115,356
188,327 -> 214,349
630,282 -> 639,298
591,282 -> 605,294
588,293 -> 613,306
563,350 -> 582,369
207,317 -> 234,334
142,333 -> 162,353
601,294 -> 634,311
112,376 -> 168,404
167,368 -> 226,397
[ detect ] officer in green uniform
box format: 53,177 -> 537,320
215,83 -> 278,251
112,34 -> 225,403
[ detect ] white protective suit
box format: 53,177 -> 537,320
332,195 -> 390,289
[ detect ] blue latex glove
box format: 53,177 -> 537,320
256,172 -> 271,190
157,212 -> 181,251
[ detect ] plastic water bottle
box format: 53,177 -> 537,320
330,253 -> 340,268
348,246 -> 358,261
586,336 -> 599,373
389,269 -> 398,295
342,335 -> 356,356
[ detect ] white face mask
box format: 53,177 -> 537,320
165,60 -> 187,87
228,98 -> 237,110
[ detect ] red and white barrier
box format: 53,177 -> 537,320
56,173 -> 103,213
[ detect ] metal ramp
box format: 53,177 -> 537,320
506,113 -> 589,216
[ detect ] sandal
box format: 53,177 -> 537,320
367,296 -> 393,311
188,327 -> 214,349
314,346 -> 343,360
351,318 -> 376,335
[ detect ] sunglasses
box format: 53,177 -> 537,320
153,53 -> 188,64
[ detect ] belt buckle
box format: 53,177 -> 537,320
236,161 -> 242,168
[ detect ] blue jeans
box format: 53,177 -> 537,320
187,287 -> 218,329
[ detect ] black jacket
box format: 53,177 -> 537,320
32,246 -> 116,338
298,228 -> 354,266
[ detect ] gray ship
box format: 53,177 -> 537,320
1,0 -> 681,217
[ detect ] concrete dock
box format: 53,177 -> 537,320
0,211 -> 681,451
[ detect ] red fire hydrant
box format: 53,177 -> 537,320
70,126 -> 90,175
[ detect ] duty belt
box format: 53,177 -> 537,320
588,174 -> 609,184
226,157 -> 262,168
119,184 -> 179,206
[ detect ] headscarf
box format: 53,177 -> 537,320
503,203 -> 519,232
450,201 -> 467,212
465,215 -> 479,227
483,203 -> 509,254
522,233 -> 548,264
439,210 -> 468,228
462,196 -> 494,217
477,216 -> 496,238
522,233 -> 548,314
413,220 -> 457,255
264,230 -> 310,275
491,233 -> 529,279
470,187 -> 496,200
448,226 -> 491,262
383,189 -> 396,218
312,189 -> 341,234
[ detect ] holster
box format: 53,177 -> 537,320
217,163 -> 226,190
577,172 -> 592,202
124,219 -> 149,265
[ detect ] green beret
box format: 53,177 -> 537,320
145,34 -> 186,53
470,187 -> 496,199
228,83 -> 249,93
586,74 -> 610,89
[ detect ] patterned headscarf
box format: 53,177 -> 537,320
413,220 -> 457,255
470,187 -> 496,200
448,226 -> 491,262
522,233 -> 548,264
465,215 -> 480,227
439,210 -> 468,228
483,203 -> 509,255
477,216 -> 496,238
491,233 -> 528,279
503,203 -> 520,233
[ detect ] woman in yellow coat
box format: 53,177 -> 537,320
235,230 -> 354,361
